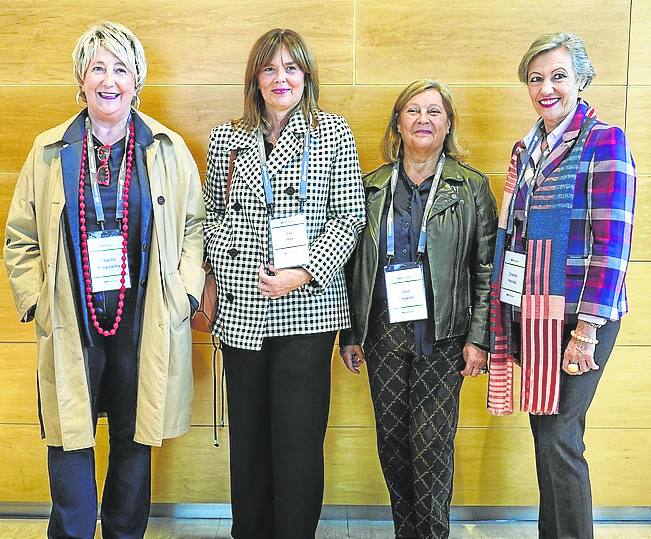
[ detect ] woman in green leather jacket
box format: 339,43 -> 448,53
340,79 -> 497,539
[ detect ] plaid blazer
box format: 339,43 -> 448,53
203,110 -> 365,350
501,100 -> 636,320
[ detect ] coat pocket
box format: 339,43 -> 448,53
167,270 -> 191,328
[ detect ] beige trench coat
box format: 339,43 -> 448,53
4,111 -> 205,450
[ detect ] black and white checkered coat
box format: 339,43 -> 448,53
203,109 -> 366,350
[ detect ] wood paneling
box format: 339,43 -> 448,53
355,0 -> 630,85
2,424 -> 649,505
627,87 -> 651,174
1,85 -> 624,176
629,0 -> 651,85
0,1 -> 353,85
0,0 -> 648,510
3,340 -> 650,429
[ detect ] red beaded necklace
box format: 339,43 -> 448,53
78,119 -> 135,336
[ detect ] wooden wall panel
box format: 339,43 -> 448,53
355,0 -> 630,85
4,340 -> 649,433
629,0 -> 651,85
1,85 -> 625,176
627,87 -> 651,174
0,0 -> 648,510
0,0 -> 353,85
2,424 -> 649,506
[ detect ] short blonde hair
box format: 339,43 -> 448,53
381,79 -> 467,163
72,21 -> 147,104
518,32 -> 595,91
236,28 -> 320,132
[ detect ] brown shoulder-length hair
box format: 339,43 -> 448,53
381,79 -> 467,163
235,28 -> 320,132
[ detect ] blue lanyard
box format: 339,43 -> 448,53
256,118 -> 311,218
386,154 -> 445,263
85,116 -> 129,228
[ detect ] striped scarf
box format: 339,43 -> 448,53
488,116 -> 596,415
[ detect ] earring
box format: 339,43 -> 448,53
75,90 -> 85,108
131,94 -> 141,111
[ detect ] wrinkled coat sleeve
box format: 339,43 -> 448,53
467,175 -> 497,348
4,146 -> 43,321
203,125 -> 228,261
579,126 -> 635,319
303,118 -> 366,290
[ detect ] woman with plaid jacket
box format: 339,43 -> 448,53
489,33 -> 636,538
203,28 -> 365,539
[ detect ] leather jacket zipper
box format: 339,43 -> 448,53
447,199 -> 462,337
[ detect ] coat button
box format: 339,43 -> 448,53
285,186 -> 295,196
227,248 -> 239,259
96,307 -> 104,315
451,193 -> 457,199
95,293 -> 104,302
140,278 -> 147,287
226,293 -> 234,303
157,196 -> 165,205
233,202 -> 242,212
142,242 -> 148,252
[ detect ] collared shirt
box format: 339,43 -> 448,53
373,163 -> 435,358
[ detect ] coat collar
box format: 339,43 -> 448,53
517,99 -> 598,180
228,109 -> 319,206
56,109 -> 160,149
364,156 -> 469,191
227,108 -> 318,151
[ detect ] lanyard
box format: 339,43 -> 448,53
85,116 -> 129,228
256,117 -> 311,218
386,154 -> 446,262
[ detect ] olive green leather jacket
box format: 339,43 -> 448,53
340,159 -> 497,349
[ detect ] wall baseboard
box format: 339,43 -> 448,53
0,503 -> 650,522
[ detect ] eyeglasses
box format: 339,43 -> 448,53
96,145 -> 111,186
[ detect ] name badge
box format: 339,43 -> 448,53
269,214 -> 310,269
384,262 -> 428,323
87,230 -> 131,292
499,250 -> 526,307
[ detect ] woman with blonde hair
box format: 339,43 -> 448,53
4,21 -> 204,538
203,28 -> 365,538
340,79 -> 497,538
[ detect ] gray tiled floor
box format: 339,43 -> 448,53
1,518 -> 650,538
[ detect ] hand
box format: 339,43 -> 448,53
340,344 -> 365,374
460,342 -> 487,377
563,321 -> 599,375
258,263 -> 312,299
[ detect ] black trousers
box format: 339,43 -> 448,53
47,289 -> 151,539
528,320 -> 620,539
222,331 -> 336,539
365,302 -> 466,539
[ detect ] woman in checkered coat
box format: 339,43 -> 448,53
203,29 -> 365,539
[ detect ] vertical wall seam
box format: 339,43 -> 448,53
624,0 -> 633,132
352,0 -> 357,85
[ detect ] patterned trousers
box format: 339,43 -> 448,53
365,301 -> 466,539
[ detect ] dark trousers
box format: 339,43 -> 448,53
222,331 -> 336,539
365,302 -> 466,539
528,320 -> 620,539
47,290 -> 151,539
